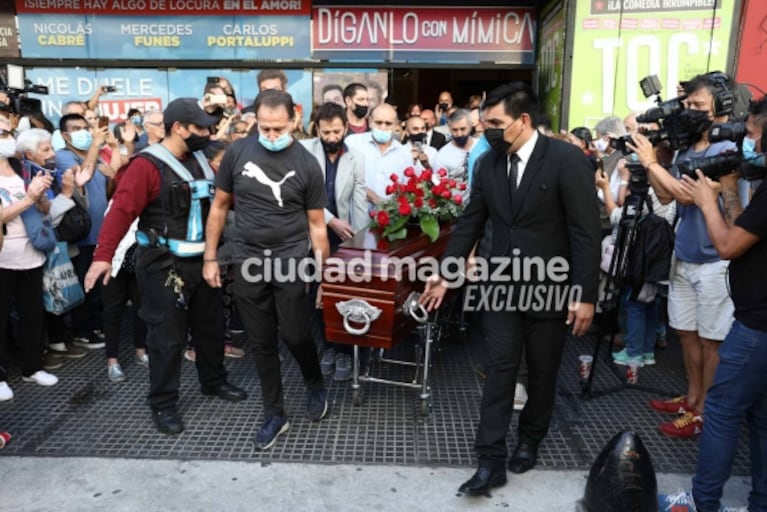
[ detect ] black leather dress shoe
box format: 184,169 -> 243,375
202,382 -> 247,402
508,442 -> 538,474
152,409 -> 184,435
458,466 -> 507,496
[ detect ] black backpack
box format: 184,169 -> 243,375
51,181 -> 91,243
625,199 -> 675,291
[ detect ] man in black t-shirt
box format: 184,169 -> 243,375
204,90 -> 330,451
673,98 -> 767,512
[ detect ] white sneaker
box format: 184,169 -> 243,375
22,370 -> 59,386
514,382 -> 528,411
0,381 -> 13,401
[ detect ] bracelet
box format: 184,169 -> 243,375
645,160 -> 658,168
203,258 -> 217,263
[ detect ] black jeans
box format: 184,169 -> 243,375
135,248 -> 227,411
102,267 -> 147,360
0,266 -> 44,380
72,245 -> 103,337
234,263 -> 324,418
475,310 -> 567,467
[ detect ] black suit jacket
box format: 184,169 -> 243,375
428,130 -> 447,151
444,135 -> 601,318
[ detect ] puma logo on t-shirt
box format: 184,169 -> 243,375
243,162 -> 296,207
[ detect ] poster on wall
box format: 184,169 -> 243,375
312,70 -> 388,112
0,13 -> 20,58
566,0 -> 736,130
536,0 -> 566,132
26,68 -> 312,127
734,0 -> 767,97
312,6 -> 536,64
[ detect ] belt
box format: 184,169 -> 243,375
135,230 -> 205,258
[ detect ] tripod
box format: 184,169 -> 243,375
580,165 -> 672,399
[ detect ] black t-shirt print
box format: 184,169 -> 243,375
217,138 -> 327,262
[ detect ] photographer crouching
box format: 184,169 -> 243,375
626,73 -> 738,439
657,95 -> 767,512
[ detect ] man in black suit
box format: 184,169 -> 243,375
420,83 -> 600,495
420,109 -> 447,150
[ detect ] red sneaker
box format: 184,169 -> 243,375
649,395 -> 690,414
659,411 -> 703,438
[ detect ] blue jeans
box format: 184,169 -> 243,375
621,288 -> 658,358
692,320 -> 767,512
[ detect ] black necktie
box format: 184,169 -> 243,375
508,154 -> 519,196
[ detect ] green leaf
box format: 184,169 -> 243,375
382,215 -> 409,236
420,214 -> 439,242
387,227 -> 408,240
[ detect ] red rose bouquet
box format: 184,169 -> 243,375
369,166 -> 466,242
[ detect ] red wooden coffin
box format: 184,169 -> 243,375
321,224 -> 453,350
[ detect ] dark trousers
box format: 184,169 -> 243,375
135,248 -> 227,411
45,312 -> 72,344
476,310 -> 567,466
0,267 -> 44,380
234,264 -> 323,418
102,267 -> 147,360
72,245 -> 103,337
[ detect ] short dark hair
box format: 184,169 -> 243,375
570,126 -> 593,145
322,83 -> 343,98
203,82 -> 225,95
684,72 -> 730,98
254,89 -> 295,120
483,82 -> 539,127
343,83 -> 367,101
203,140 -> 227,161
538,114 -> 552,131
59,113 -> 88,133
314,102 -> 347,125
127,108 -> 142,118
257,69 -> 288,89
749,94 -> 767,128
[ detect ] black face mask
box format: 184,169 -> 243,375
321,138 -> 344,154
184,133 -> 210,153
43,157 -> 57,170
453,135 -> 470,147
485,128 -> 511,154
470,126 -> 477,137
352,104 -> 368,119
409,132 -> 426,143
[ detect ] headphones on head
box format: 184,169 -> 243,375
704,71 -> 735,117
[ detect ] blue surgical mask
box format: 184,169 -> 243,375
69,130 -> 93,151
372,128 -> 393,144
259,131 -> 292,152
743,137 -> 766,167
131,116 -> 143,126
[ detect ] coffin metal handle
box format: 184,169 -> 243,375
336,299 -> 382,336
405,292 -> 429,324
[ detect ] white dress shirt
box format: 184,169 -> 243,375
508,130 -> 539,187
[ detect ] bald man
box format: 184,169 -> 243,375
345,104 -> 411,205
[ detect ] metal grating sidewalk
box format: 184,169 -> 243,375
0,321 -> 751,475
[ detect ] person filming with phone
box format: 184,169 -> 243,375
402,115 -> 436,172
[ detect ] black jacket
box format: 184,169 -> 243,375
443,135 -> 601,317
428,130 -> 447,151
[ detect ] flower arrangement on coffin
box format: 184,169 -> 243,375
369,167 -> 466,242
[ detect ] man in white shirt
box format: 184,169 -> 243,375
434,109 -> 475,199
345,104 -> 411,206
402,115 -> 437,172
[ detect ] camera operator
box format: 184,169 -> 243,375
627,73 -> 737,439
660,94 -> 767,512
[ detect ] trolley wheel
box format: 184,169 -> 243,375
352,389 -> 363,406
420,398 -> 431,416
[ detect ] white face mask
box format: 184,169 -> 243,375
0,137 -> 17,159
594,138 -> 609,154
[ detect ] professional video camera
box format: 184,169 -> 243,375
610,74 -> 711,155
0,64 -> 48,116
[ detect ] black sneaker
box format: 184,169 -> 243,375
73,332 -> 105,350
307,389 -> 329,421
254,416 -> 290,450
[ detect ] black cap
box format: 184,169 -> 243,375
164,98 -> 218,127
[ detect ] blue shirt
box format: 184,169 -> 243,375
673,140 -> 737,264
55,149 -> 108,247
467,135 -> 490,188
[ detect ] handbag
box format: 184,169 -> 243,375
42,241 -> 85,315
51,181 -> 91,243
20,205 -> 57,252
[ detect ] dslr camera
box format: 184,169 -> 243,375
0,64 -> 48,116
679,120 -> 766,181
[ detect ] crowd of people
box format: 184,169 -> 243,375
0,70 -> 766,512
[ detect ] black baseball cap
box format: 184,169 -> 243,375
164,98 -> 218,127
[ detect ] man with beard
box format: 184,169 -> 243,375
343,83 -> 369,135
434,109 -> 476,201
84,98 -> 247,435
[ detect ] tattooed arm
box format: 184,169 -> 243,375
719,173 -> 743,226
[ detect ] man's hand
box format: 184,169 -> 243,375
92,125 -> 109,147
60,169 -> 74,198
84,261 -> 112,291
202,260 -> 221,288
419,274 -> 448,311
595,169 -> 609,190
329,218 -> 355,241
567,302 -> 595,337
74,164 -> 95,188
680,170 -> 722,210
625,133 -> 656,168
